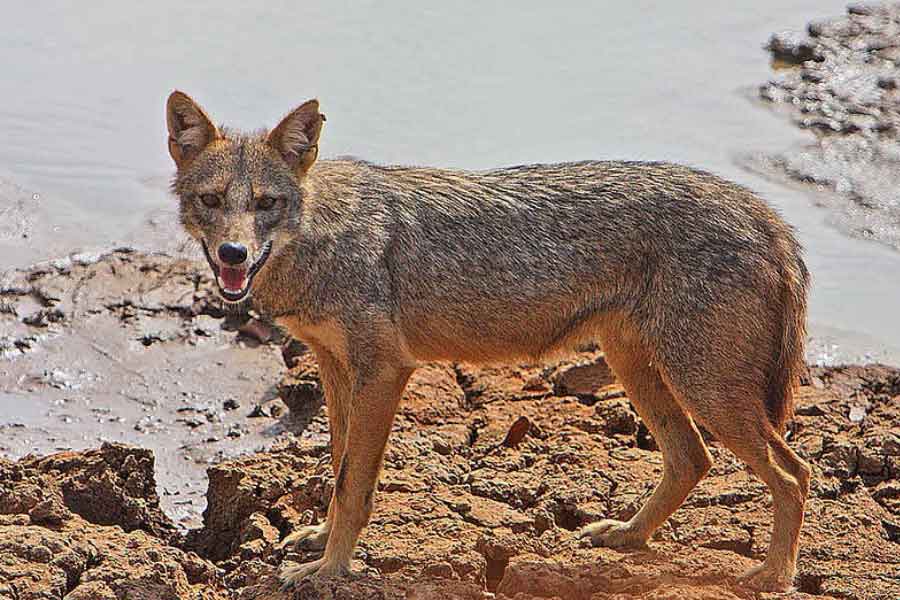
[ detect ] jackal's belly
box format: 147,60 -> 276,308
399,293 -> 614,364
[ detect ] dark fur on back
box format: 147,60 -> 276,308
282,159 -> 808,429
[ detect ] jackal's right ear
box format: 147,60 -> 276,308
266,99 -> 325,178
166,91 -> 220,169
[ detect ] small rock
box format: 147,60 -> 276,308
65,582 -> 117,600
596,398 -> 638,436
766,30 -> 817,64
281,338 -> 307,368
858,449 -> 885,476
808,16 -> 861,39
877,75 -> 898,90
872,481 -> 900,502
877,46 -> 900,62
522,376 -> 550,393
821,438 -> 859,478
551,358 -> 615,397
22,308 -> 65,327
847,2 -> 887,16
227,424 -> 247,438
28,496 -> 68,525
238,318 -> 274,344
596,384 -> 627,402
795,403 -> 826,416
422,561 -> 455,579
267,399 -> 287,418
883,519 -> 900,543
882,433 -> 900,456
247,405 -> 272,418
238,512 -> 280,546
501,416 -> 531,449
177,417 -> 204,429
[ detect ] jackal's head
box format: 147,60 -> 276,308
165,91 -> 324,303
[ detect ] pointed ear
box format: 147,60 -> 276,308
266,99 -> 325,177
166,90 -> 220,169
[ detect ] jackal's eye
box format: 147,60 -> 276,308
257,195 -> 280,211
199,194 -> 221,209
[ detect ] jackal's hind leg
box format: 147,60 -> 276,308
667,380 -> 809,592
581,334 -> 712,549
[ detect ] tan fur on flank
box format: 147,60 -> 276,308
166,91 -> 811,593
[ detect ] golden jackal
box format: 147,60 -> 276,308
166,91 -> 811,592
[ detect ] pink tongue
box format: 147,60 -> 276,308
221,267 -> 247,290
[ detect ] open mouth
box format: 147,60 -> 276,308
201,240 -> 273,303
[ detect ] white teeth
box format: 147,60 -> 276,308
217,276 -> 246,294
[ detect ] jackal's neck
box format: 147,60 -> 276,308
246,159 -> 379,324
247,243 -> 312,322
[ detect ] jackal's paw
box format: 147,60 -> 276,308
278,558 -> 349,590
279,523 -> 330,552
579,519 -> 648,549
739,562 -> 794,593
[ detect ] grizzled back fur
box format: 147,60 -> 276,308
168,92 -> 809,431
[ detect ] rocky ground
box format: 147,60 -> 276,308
753,1 -> 900,251
1,249 -> 899,600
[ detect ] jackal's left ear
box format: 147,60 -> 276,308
267,99 -> 325,177
166,91 -> 220,169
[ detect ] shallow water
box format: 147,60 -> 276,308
2,1 -> 899,364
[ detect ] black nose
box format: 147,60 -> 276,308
217,242 -> 248,265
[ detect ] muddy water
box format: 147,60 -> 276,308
1,1 -> 898,364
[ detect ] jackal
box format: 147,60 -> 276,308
166,91 -> 811,592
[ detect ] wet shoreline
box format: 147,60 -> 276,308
2,1 -> 898,367
754,2 -> 900,253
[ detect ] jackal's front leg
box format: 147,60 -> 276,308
280,345 -> 351,553
279,361 -> 412,587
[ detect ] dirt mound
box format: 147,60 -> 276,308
0,444 -> 223,600
0,443 -> 173,539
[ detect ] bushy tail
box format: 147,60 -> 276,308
767,239 -> 810,432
